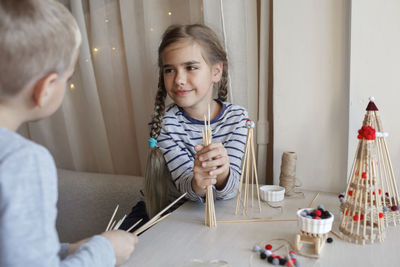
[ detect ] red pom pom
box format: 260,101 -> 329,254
362,172 -> 367,178
315,210 -> 322,216
265,244 -> 272,250
348,190 -> 353,196
353,215 -> 359,221
379,213 -> 384,218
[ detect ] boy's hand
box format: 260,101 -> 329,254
192,143 -> 230,196
101,230 -> 138,266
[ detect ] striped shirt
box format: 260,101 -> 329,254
157,100 -> 249,201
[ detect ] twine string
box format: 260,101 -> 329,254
279,152 -> 304,198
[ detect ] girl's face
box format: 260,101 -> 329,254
161,40 -> 222,119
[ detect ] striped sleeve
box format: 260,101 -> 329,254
157,128 -> 201,202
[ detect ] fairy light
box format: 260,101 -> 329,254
70,83 -> 75,90
105,19 -> 110,23
168,11 -> 172,16
150,27 -> 154,32
112,47 -> 116,51
93,48 -> 99,52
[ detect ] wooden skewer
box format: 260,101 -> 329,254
109,220 -> 116,231
126,218 -> 143,232
308,192 -> 319,208
217,218 -> 297,223
330,230 -> 343,240
134,192 -> 187,235
133,213 -> 171,235
105,204 -> 119,231
114,214 -> 127,230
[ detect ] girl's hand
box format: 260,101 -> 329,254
192,143 -> 230,196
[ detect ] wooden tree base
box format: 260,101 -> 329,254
295,231 -> 327,255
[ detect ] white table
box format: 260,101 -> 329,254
122,190 -> 400,267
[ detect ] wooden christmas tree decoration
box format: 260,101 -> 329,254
362,97 -> 400,226
235,119 -> 262,215
203,105 -> 216,227
339,97 -> 391,244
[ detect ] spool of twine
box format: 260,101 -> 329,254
279,152 -> 302,197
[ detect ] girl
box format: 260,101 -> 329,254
144,24 -> 249,218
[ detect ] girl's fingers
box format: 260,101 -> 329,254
208,165 -> 228,177
201,157 -> 227,169
198,147 -> 226,161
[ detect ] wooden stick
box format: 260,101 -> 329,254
126,218 -> 143,232
134,192 -> 187,234
250,129 -> 262,212
133,213 -> 171,235
217,218 -> 297,223
109,220 -> 116,231
114,214 -> 127,230
330,230 -> 343,240
105,204 -> 119,231
308,192 -> 319,208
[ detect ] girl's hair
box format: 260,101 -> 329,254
144,24 -> 229,217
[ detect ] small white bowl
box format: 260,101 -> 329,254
297,208 -> 334,234
259,185 -> 285,202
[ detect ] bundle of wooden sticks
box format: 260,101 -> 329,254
106,192 -> 187,235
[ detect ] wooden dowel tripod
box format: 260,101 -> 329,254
235,120 -> 262,215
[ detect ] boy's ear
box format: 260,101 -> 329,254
211,62 -> 223,83
32,73 -> 58,107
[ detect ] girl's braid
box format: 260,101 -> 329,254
217,62 -> 228,102
150,73 -> 167,139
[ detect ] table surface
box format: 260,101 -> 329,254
122,189 -> 400,267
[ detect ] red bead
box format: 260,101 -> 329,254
360,214 -> 364,220
362,172 -> 367,178
265,244 -> 272,250
345,210 -> 349,215
348,190 -> 353,196
353,215 -> 359,221
379,189 -> 381,195
357,135 -> 363,139
379,213 -> 384,218
315,210 -> 322,216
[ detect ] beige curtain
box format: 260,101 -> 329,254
203,0 -> 271,184
23,0 -> 272,183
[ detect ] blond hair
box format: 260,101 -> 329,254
145,24 -> 229,217
0,0 -> 81,99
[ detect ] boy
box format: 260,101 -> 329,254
0,0 -> 138,266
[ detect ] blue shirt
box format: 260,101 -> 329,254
0,127 -> 115,267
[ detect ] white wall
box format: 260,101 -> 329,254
273,0 -> 351,192
349,0 -> 400,181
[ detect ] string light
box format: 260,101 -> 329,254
105,19 -> 110,23
168,11 -> 172,16
85,59 -> 89,62
70,83 -> 75,90
150,27 -> 154,32
93,48 -> 99,52
112,47 -> 116,51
